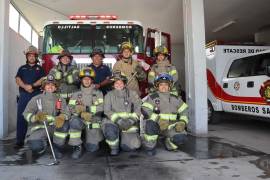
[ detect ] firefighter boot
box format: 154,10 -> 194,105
146,148 -> 156,156
71,145 -> 83,159
110,148 -> 119,156
53,144 -> 63,159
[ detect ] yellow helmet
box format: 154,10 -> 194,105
79,67 -> 96,79
120,41 -> 134,53
153,46 -> 169,56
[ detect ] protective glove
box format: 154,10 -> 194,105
35,112 -> 48,122
158,120 -> 169,131
117,118 -> 134,131
175,121 -> 186,132
81,112 -> 92,122
75,105 -> 86,114
135,65 -> 146,81
55,114 -> 66,128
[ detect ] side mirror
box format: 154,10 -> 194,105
266,65 -> 270,77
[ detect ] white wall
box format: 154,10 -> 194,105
171,43 -> 185,89
8,29 -> 31,133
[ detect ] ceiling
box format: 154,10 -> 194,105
12,0 -> 270,44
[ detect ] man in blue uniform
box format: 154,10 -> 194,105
88,48 -> 112,95
15,46 -> 45,148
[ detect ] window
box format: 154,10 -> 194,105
43,24 -> 144,54
32,30 -> 39,48
9,4 -> 19,32
252,53 -> 270,76
19,16 -> 32,42
227,53 -> 270,78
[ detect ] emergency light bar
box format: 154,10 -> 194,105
69,15 -> 118,20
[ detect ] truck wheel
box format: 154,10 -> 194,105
208,101 -> 221,124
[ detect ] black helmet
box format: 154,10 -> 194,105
90,48 -> 105,58
41,74 -> 59,89
110,71 -> 128,84
57,49 -> 73,60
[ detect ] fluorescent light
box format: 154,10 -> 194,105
212,20 -> 236,33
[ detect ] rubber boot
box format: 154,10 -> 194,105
110,148 -> 119,156
53,145 -> 63,159
146,149 -> 156,156
71,145 -> 83,159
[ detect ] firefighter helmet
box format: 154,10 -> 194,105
57,49 -> 73,60
90,48 -> 105,58
111,71 -> 128,84
120,41 -> 134,53
154,73 -> 173,88
41,74 -> 59,89
153,45 -> 169,57
24,45 -> 39,56
79,67 -> 96,79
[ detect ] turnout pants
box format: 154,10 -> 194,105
102,119 -> 141,151
143,120 -> 187,151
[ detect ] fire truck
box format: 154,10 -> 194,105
206,41 -> 270,123
41,15 -> 171,96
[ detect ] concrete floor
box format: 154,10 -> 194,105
0,114 -> 270,180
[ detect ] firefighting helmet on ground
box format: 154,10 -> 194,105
79,67 -> 96,80
154,73 -> 173,89
153,45 -> 169,57
120,41 -> 134,53
110,71 -> 128,84
41,74 -> 59,89
90,48 -> 105,58
57,49 -> 73,61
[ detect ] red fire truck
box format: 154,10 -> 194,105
41,15 -> 171,96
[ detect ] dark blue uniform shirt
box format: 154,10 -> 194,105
16,64 -> 45,94
88,63 -> 112,94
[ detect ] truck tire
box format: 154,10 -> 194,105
208,101 -> 221,124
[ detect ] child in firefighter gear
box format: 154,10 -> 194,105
23,75 -> 68,156
142,73 -> 188,155
102,71 -> 142,155
148,46 -> 179,96
49,49 -> 80,102
63,67 -> 104,158
113,42 -> 146,96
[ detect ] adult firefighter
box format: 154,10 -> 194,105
49,49 -> 80,102
113,42 -> 146,96
148,46 -> 178,96
15,46 -> 45,148
142,73 -> 188,155
57,67 -> 104,159
23,74 -> 68,155
88,48 -> 112,95
102,71 -> 141,155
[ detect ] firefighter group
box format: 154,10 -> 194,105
15,42 -> 188,159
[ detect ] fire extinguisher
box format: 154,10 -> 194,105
55,98 -> 62,115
